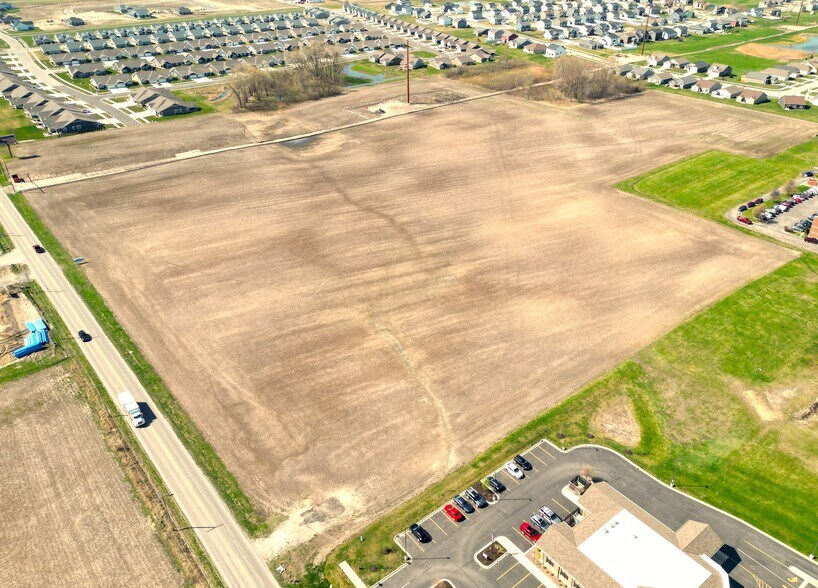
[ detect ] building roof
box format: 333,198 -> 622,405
536,483 -> 724,588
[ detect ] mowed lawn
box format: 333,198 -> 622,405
616,138 -> 818,220
539,255 -> 818,556
0,99 -> 45,141
325,255 -> 818,586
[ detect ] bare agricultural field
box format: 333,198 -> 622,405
28,91 -> 809,557
0,366 -> 182,587
14,0 -> 292,30
10,78 -> 482,181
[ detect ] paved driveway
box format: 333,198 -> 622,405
382,440 -> 818,588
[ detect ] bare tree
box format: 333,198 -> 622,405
753,203 -> 767,221
784,179 -> 799,195
553,57 -> 639,103
290,41 -> 345,98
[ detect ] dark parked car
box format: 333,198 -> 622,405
33,244 -> 45,253
514,454 -> 533,471
746,201 -> 756,208
453,494 -> 474,514
465,487 -> 489,508
409,523 -> 431,543
803,170 -> 814,177
738,204 -> 747,212
754,198 -> 763,205
78,330 -> 92,342
486,475 -> 506,493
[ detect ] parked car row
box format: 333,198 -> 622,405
760,189 -> 816,222
792,215 -> 815,233
406,454 -> 535,546
519,505 -> 563,542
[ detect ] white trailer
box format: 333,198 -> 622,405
118,390 -> 145,427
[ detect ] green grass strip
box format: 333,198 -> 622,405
9,192 -> 270,537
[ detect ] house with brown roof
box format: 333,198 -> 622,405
736,89 -> 768,104
779,95 -> 808,110
534,483 -> 726,588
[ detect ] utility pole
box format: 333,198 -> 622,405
795,0 -> 806,26
640,2 -> 652,56
405,41 -> 410,104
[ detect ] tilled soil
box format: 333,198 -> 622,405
29,89 -> 809,557
0,366 -> 182,587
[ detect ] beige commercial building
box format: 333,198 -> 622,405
534,482 -> 728,588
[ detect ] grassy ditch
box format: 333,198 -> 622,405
325,254 -> 818,586
21,281 -> 222,586
9,192 -> 270,537
616,136 -> 818,221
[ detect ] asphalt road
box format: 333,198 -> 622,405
0,191 -> 278,588
0,30 -> 138,127
385,440 -> 818,588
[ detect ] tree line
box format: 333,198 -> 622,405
227,42 -> 345,109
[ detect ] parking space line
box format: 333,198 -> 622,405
743,541 -> 790,572
527,451 -> 548,467
552,497 -> 573,515
501,469 -> 521,485
445,513 -> 460,528
511,572 -> 532,588
737,549 -> 789,585
538,444 -> 557,460
406,532 -> 425,553
429,516 -> 448,536
496,561 -> 519,580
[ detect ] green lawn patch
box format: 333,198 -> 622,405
325,255 -> 818,586
9,192 -> 270,537
54,72 -> 98,93
685,46 -> 780,77
413,50 -> 438,58
656,20 -> 797,54
616,134 -> 818,220
0,98 -> 46,141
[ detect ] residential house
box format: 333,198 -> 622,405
647,70 -> 674,85
736,88 -> 768,104
132,87 -> 197,116
67,63 -> 108,78
669,75 -> 697,88
90,73 -> 136,89
691,78 -> 721,94
711,84 -> 742,99
545,43 -> 566,57
523,42 -> 547,54
743,71 -> 774,84
779,95 -> 808,109
684,60 -> 709,74
707,63 -> 731,78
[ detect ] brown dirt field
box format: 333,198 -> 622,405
9,78 -> 483,181
737,42 -> 810,60
592,395 -> 640,447
15,0 -> 292,30
27,89 -> 809,557
0,366 -> 182,587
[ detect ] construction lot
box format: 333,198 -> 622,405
0,365 -> 182,587
23,88 -> 810,556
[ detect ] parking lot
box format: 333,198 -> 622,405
382,441 -> 818,588
388,441 -> 577,588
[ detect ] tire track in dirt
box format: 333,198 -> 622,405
369,314 -> 456,472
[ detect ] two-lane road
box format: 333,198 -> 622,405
0,190 -> 278,588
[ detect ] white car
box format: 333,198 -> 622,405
505,461 -> 524,479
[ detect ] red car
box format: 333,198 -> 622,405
443,504 -> 464,522
737,216 -> 753,225
754,198 -> 764,205
519,521 -> 541,541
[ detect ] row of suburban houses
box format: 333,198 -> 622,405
0,59 -> 103,134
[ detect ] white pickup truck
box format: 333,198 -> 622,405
118,391 -> 145,427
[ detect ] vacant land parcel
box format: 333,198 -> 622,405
0,365 -> 181,587
26,91 -> 810,555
